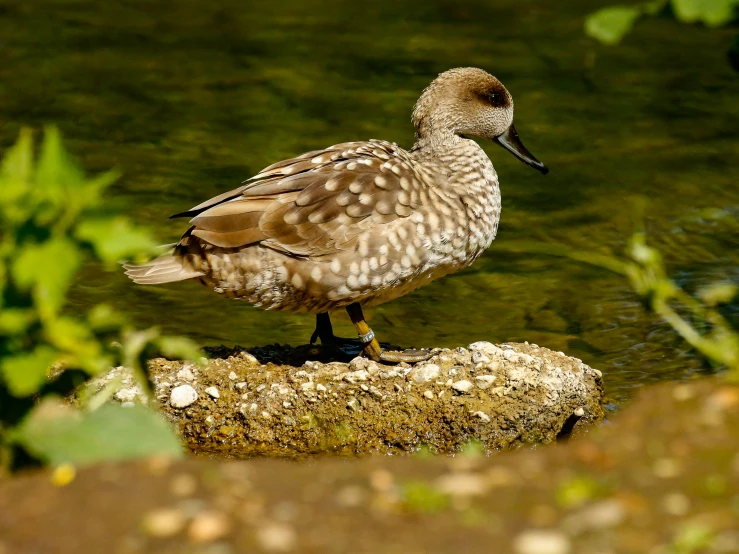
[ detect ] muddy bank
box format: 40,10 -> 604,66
3,378 -> 738,554
99,341 -> 604,456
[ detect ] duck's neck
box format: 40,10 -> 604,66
410,128 -> 498,193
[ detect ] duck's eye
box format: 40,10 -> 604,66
487,92 -> 507,108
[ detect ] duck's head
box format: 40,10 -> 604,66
412,67 -> 548,175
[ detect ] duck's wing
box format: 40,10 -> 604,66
181,140 -> 424,258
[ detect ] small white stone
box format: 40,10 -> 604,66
423,390 -> 434,400
471,351 -> 490,365
257,384 -> 267,392
176,367 -> 195,382
451,380 -> 474,394
204,386 -> 220,399
409,363 -> 441,383
170,385 -> 198,408
228,371 -> 238,381
240,352 -> 259,364
344,370 -> 369,383
115,387 -> 139,403
574,407 -> 585,417
283,401 -> 292,408
468,341 -> 497,353
513,529 -> 571,554
235,382 -> 248,390
472,411 -> 491,422
316,383 -> 327,392
256,522 -> 297,552
475,375 -> 496,390
121,401 -> 135,408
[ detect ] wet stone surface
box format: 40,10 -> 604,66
93,341 -> 604,457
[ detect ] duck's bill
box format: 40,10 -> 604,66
493,124 -> 549,175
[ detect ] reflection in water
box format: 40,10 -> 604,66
0,0 -> 737,401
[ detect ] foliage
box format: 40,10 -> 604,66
0,127 -> 201,473
501,222 -> 739,380
585,0 -> 739,46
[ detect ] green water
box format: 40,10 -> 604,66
1,0 -> 737,402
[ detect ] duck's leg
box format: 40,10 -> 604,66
310,312 -> 364,346
345,303 -> 432,363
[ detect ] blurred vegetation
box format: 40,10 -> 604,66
0,128 -> 202,473
586,0 -> 739,69
503,212 -> 739,381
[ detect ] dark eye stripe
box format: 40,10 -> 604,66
474,85 -> 509,108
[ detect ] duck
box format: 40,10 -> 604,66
124,67 -> 548,363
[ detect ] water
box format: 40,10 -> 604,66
1,0 -> 737,402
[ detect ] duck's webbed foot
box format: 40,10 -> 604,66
344,303 -> 432,364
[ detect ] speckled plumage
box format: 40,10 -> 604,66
125,68 -> 546,317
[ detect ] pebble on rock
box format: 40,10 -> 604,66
205,386 -> 220,399
475,375 -> 496,389
409,363 -> 441,383
170,385 -> 198,408
423,390 -> 435,400
176,367 -> 195,382
451,380 -> 474,394
472,411 -> 491,422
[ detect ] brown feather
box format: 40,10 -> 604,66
191,228 -> 266,248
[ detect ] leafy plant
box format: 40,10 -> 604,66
501,221 -> 739,380
0,127 -> 201,473
585,0 -> 739,48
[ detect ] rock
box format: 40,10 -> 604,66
451,380 -> 474,394
205,386 -> 220,399
475,375 -> 496,389
435,472 -> 489,496
170,385 -> 198,408
471,351 -> 490,365
228,371 -> 238,380
408,363 -> 440,383
256,522 -> 297,552
344,370 -> 369,383
141,341 -> 604,456
239,351 -> 259,364
472,411 -> 491,422
176,366 -> 195,382
187,510 -> 231,543
114,388 -> 139,403
513,529 -> 571,554
141,507 -> 186,538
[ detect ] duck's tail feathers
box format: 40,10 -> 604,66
123,254 -> 204,285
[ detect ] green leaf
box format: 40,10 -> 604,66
35,127 -> 85,206
671,0 -> 739,27
0,308 -> 36,334
14,400 -> 183,466
87,303 -> 126,331
644,0 -> 669,15
76,216 -> 158,264
0,128 -> 34,215
157,336 -> 203,361
585,5 -> 643,45
1,346 -> 58,396
44,316 -> 97,356
698,282 -> 738,306
12,237 -> 81,318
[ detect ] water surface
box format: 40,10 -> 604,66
1,0 -> 737,402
